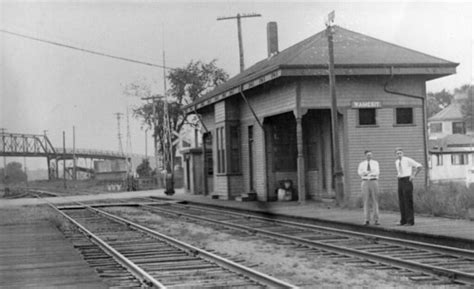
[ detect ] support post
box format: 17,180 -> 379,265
326,13 -> 344,206
295,116 -> 306,202
202,133 -> 208,195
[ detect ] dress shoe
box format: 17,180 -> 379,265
364,221 -> 369,226
405,223 -> 414,226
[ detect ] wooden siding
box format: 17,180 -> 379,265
300,76 -> 424,108
201,110 -> 216,132
215,101 -> 225,123
240,81 -> 297,122
346,106 -> 425,204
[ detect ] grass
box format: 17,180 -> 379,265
376,182 -> 474,219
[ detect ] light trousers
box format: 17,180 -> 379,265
361,180 -> 379,222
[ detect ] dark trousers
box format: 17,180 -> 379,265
398,177 -> 414,225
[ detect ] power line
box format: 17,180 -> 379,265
0,29 -> 173,70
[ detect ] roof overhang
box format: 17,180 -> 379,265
184,63 -> 457,114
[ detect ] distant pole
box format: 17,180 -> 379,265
1,128 -> 6,181
43,130 -> 51,181
145,129 -> 148,160
326,11 -> 344,206
217,13 -> 261,72
63,131 -> 66,188
162,50 -> 174,195
73,126 -> 77,180
114,112 -> 124,154
23,156 -> 28,189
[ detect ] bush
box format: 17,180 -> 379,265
378,182 -> 474,219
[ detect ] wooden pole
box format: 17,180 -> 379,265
326,12 -> 344,205
63,131 -> 67,188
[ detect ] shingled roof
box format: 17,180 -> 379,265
186,25 -> 457,112
429,102 -> 464,122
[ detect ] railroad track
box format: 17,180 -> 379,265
49,201 -> 296,288
126,200 -> 474,286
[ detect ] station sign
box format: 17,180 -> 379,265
351,101 -> 382,108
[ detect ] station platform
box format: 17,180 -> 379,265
0,221 -> 107,289
158,189 -> 474,249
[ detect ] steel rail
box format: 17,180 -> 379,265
47,203 -> 166,288
143,204 -> 474,285
90,205 -> 298,289
166,203 -> 474,259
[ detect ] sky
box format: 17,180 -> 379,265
1,0 -> 473,170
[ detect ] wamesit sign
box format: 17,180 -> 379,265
351,101 -> 382,108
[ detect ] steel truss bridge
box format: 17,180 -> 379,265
1,132 -> 127,180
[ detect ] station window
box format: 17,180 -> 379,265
452,122 -> 466,134
358,108 -> 376,126
451,153 -> 468,165
436,155 -> 443,166
395,108 -> 414,125
430,123 -> 442,133
229,125 -> 241,174
216,127 -> 225,173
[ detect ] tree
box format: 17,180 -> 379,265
136,158 -> 152,178
0,162 -> 27,184
427,89 -> 453,117
129,59 -> 228,171
457,84 -> 474,131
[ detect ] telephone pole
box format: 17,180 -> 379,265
1,128 -> 6,181
326,11 -> 344,206
114,112 -> 124,154
217,13 -> 261,72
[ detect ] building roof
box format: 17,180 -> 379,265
429,134 -> 474,153
186,25 -> 457,112
428,102 -> 464,122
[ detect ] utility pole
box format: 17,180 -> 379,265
1,128 -> 6,182
162,50 -> 174,195
141,95 -> 165,189
72,126 -> 77,181
114,112 -> 124,154
62,130 -> 67,189
326,11 -> 344,206
217,13 -> 261,72
125,106 -> 132,157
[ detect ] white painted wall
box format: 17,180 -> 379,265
430,153 -> 474,181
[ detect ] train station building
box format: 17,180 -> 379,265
183,24 -> 457,203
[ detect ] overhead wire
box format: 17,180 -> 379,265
0,29 -> 173,70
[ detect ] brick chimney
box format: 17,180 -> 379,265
267,22 -> 279,57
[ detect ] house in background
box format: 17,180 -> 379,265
428,92 -> 474,183
428,92 -> 472,140
184,23 -> 457,202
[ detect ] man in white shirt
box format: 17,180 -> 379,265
358,150 -> 380,225
395,148 -> 422,226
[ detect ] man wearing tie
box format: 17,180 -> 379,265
395,148 -> 423,226
358,150 -> 380,225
